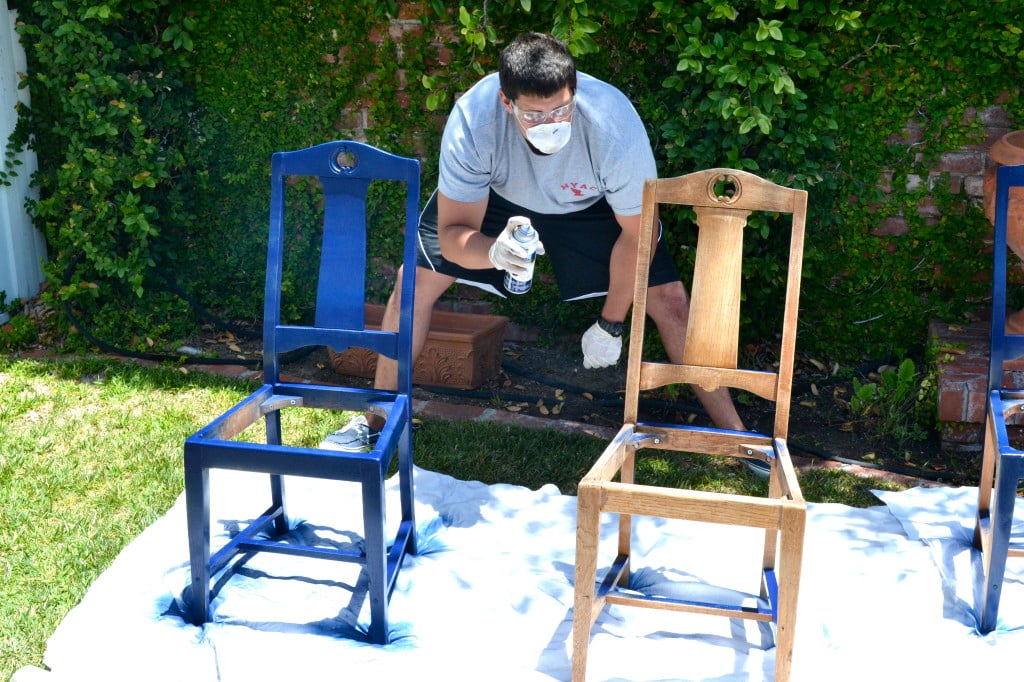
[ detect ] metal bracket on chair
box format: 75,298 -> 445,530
739,444 -> 772,463
260,394 -> 303,415
629,432 -> 662,449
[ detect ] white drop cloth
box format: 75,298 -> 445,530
18,468 -> 1024,682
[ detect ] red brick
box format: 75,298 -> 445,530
397,2 -> 427,20
877,171 -> 893,194
980,103 -> 1014,128
965,176 -> 985,197
1006,369 -> 1024,389
390,20 -> 423,41
873,216 -> 907,236
888,126 -> 924,145
938,386 -> 967,422
937,151 -> 986,175
917,196 -> 941,217
953,356 -> 990,376
432,45 -> 454,66
965,386 -> 988,423
940,422 -> 983,453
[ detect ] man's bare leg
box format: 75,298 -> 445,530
364,265 -> 456,430
644,280 -> 746,431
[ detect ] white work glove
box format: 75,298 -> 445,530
487,217 -> 545,276
581,321 -> 622,369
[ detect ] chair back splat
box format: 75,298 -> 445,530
572,168 -> 808,681
974,162 -> 1024,634
184,141 -> 420,644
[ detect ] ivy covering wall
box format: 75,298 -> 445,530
6,0 -> 1023,362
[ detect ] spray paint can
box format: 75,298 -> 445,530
503,221 -> 538,295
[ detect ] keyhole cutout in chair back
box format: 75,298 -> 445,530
333,150 -> 357,173
710,175 -> 740,203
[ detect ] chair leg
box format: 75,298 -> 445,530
616,450 -> 635,588
979,457 -> 1024,634
265,412 -> 289,535
761,461 -> 783,600
974,418 -> 998,550
269,473 -> 288,535
572,485 -> 602,682
773,506 -> 806,682
184,458 -> 211,625
398,423 -> 417,554
362,475 -> 389,644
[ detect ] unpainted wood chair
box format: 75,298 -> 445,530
974,162 -> 1024,634
184,140 -> 419,644
571,168 -> 808,681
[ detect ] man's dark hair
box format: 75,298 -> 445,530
498,33 -> 576,101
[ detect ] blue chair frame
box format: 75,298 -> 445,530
975,162 -> 1024,634
184,140 -> 420,644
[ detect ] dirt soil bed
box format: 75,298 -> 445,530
271,335 -> 970,486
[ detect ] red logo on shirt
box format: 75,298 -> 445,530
562,182 -> 598,197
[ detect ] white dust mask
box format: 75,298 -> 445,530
524,120 -> 572,155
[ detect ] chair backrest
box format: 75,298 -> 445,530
261,141 -> 420,389
989,163 -> 1024,388
625,168 -> 807,438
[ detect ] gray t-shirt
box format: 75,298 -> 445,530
438,71 -> 656,217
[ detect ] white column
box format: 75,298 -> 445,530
0,2 -> 45,323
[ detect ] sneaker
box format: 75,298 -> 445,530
321,415 -> 380,452
745,457 -> 772,478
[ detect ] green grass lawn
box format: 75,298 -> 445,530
0,356 -> 905,680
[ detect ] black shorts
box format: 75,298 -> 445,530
415,189 -> 679,301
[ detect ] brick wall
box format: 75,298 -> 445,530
931,318 -> 1024,454
340,3 -> 452,149
875,105 -> 1016,237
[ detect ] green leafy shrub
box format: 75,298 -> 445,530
175,1 -> 445,323
6,1 -> 1022,363
9,1 -> 206,347
0,316 -> 37,351
850,359 -> 935,445
799,0 -> 1022,359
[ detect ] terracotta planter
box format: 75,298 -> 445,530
983,130 -> 1024,332
327,304 -> 508,389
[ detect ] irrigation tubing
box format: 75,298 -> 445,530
487,357 -> 962,484
59,253 -> 308,367
59,255 -> 955,483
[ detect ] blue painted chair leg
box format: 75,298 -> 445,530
362,474 -> 388,644
979,457 -> 1024,633
185,460 -> 210,625
265,411 -> 289,536
398,427 -> 417,554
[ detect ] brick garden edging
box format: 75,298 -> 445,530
931,318 -> 1024,454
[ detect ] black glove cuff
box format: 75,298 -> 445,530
597,316 -> 625,337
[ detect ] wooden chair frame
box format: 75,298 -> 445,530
571,169 -> 808,681
184,141 -> 420,644
974,162 -> 1024,634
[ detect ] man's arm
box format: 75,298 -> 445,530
436,191 -> 493,269
580,210 -> 644,369
601,211 -> 644,323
